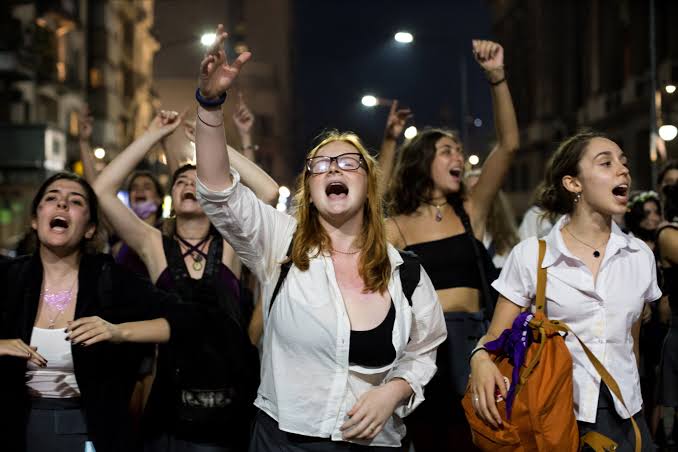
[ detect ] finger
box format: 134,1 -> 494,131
357,421 -> 380,439
367,422 -> 384,439
340,406 -> 364,430
68,322 -> 101,343
484,381 -> 503,426
495,373 -> 508,399
229,51 -> 252,72
389,100 -> 398,117
66,317 -> 97,332
72,326 -> 108,345
207,24 -> 227,56
346,398 -> 363,418
477,388 -> 497,428
343,416 -> 372,439
238,91 -> 244,105
80,331 -> 111,346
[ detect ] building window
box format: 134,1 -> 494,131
68,110 -> 79,136
89,68 -> 102,88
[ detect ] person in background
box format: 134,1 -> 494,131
194,24 -> 446,450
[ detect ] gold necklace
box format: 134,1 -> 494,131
563,227 -> 608,258
331,247 -> 360,255
424,200 -> 447,222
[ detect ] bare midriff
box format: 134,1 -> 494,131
437,287 -> 481,313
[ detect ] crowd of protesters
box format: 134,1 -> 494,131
1,22 -> 678,452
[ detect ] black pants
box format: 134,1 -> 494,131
144,433 -> 236,452
578,384 -> 655,452
26,397 -> 90,452
249,410 -> 395,451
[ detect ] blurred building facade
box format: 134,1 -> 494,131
0,0 -> 158,252
489,0 -> 678,216
153,0 -> 295,188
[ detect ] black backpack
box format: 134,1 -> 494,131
161,235 -> 259,443
268,243 -> 422,314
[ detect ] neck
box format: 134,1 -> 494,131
567,206 -> 612,242
39,244 -> 81,283
318,212 -> 364,253
176,215 -> 211,240
144,213 -> 158,226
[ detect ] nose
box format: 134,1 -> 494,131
57,198 -> 68,209
328,158 -> 341,173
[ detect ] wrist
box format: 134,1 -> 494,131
469,345 -> 490,363
196,88 -> 227,109
385,378 -> 413,403
485,66 -> 506,85
117,323 -> 131,343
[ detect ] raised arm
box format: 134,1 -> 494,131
195,24 -> 251,191
185,118 -> 278,204
378,100 -> 412,192
92,112 -> 183,258
468,40 -> 520,231
233,92 -> 257,161
78,105 -> 98,184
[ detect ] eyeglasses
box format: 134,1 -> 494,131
305,153 -> 364,174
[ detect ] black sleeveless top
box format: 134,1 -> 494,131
405,234 -> 483,291
658,224 -> 678,317
349,302 -> 396,367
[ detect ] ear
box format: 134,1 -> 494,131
561,175 -> 581,196
31,217 -> 37,231
84,224 -> 96,240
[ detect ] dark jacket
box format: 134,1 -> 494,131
0,252 -> 198,452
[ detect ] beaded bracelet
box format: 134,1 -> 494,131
195,88 -> 227,108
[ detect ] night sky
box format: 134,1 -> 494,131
293,0 -> 495,159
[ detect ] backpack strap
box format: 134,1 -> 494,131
268,240 -> 294,315
397,250 -> 421,307
451,200 -> 495,318
535,240 -> 641,452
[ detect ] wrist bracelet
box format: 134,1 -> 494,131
195,88 -> 227,108
196,109 -> 224,128
489,77 -> 507,86
469,345 -> 489,362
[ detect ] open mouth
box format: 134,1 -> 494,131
449,168 -> 462,178
134,195 -> 147,202
49,217 -> 69,230
181,192 -> 197,201
612,184 -> 629,200
325,182 -> 349,198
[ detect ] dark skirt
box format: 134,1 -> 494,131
404,311 -> 486,451
658,325 -> 678,407
249,410 -> 394,451
26,397 -> 91,452
144,433 -> 235,452
578,384 -> 655,452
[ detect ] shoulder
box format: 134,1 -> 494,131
628,235 -> 656,261
385,215 -> 409,248
510,236 -> 540,260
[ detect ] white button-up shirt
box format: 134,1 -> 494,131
492,216 -> 661,423
196,169 -> 446,447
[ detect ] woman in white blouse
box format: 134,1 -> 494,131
469,131 -> 661,450
193,25 -> 446,450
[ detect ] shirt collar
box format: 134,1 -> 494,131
541,215 -> 640,268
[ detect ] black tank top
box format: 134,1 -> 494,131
349,302 -> 396,367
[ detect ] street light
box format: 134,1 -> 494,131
394,32 -> 413,44
404,126 -> 417,139
94,147 -> 106,159
666,84 -> 677,94
659,124 -> 678,141
469,154 -> 480,166
200,33 -> 216,47
361,95 -> 378,107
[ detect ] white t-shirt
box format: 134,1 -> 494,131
492,215 -> 661,422
26,327 -> 80,398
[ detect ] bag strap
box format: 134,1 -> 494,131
269,241 -> 294,315
534,240 -> 640,452
396,249 -> 421,307
451,200 -> 495,318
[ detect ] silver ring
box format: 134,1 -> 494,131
473,394 -> 479,403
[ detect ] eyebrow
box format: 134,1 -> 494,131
46,189 -> 87,199
593,150 -> 626,160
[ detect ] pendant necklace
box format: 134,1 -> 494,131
330,247 -> 360,255
424,200 -> 447,222
563,227 -> 608,259
43,277 -> 77,329
176,234 -> 210,271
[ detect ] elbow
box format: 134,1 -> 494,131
262,185 -> 280,206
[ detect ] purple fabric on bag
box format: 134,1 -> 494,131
484,311 -> 534,418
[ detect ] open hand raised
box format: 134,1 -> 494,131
199,24 -> 252,100
384,100 -> 413,140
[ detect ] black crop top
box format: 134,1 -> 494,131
405,234 -> 482,290
349,302 -> 396,367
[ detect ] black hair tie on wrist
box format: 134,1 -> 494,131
489,77 -> 507,86
195,88 -> 227,108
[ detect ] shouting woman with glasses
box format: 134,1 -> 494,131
193,25 -> 446,450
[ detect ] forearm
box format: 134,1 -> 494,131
119,318 -> 170,344
79,140 -> 98,184
228,144 -> 278,204
94,130 -> 166,195
488,69 -> 519,153
378,138 -> 397,192
385,378 -> 414,405
196,105 -> 233,190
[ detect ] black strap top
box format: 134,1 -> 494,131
405,234 -> 482,291
349,302 -> 396,367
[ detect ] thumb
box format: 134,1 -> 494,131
495,373 -> 508,398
